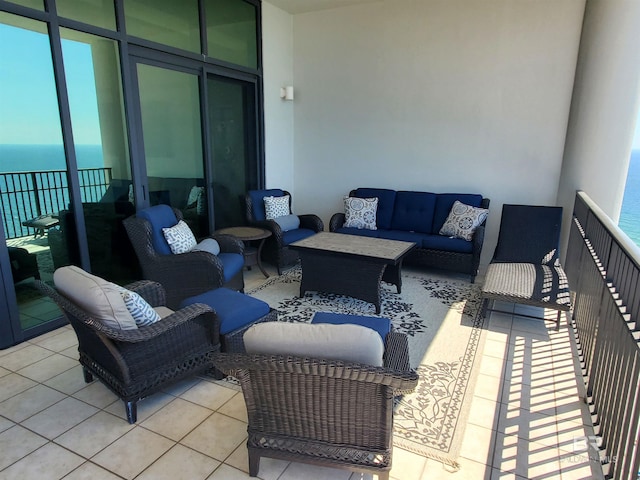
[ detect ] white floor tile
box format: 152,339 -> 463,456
92,427 -> 174,479
136,444 -> 220,480
0,442 -> 84,479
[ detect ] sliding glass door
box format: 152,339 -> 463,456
133,61 -> 209,237
207,75 -> 258,229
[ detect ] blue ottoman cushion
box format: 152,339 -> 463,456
180,287 -> 270,335
311,312 -> 391,341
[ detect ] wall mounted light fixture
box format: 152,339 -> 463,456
280,86 -> 294,101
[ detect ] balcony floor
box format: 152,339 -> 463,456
0,266 -> 604,480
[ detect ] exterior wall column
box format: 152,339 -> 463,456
558,0 -> 640,251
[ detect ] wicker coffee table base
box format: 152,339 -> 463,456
298,253 -> 402,314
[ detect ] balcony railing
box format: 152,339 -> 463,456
565,190 -> 640,480
0,168 -> 112,239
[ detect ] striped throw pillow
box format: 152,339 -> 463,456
120,289 -> 161,327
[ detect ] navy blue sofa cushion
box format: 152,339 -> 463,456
333,226 -> 381,238
391,191 -> 437,234
354,188 -> 397,230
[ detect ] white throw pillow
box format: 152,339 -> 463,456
343,196 -> 378,230
53,266 -> 137,330
119,289 -> 161,327
162,220 -> 197,254
264,195 -> 290,220
193,238 -> 220,255
439,200 -> 489,241
244,322 -> 385,367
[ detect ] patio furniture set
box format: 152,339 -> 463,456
34,186 -> 571,479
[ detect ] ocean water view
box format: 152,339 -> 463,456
619,149 -> 640,247
0,144 -> 105,238
1,144 -> 640,247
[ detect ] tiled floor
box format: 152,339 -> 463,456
0,266 -> 605,480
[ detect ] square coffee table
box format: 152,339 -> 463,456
290,232 -> 415,313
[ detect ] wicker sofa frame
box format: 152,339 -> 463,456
212,331 -> 418,480
124,207 -> 245,309
36,279 -> 220,424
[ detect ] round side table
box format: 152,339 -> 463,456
215,226 -> 272,278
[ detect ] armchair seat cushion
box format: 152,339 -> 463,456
282,228 -> 316,245
179,287 -> 270,335
217,253 -> 245,283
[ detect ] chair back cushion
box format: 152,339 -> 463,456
354,188 -> 397,230
53,266 -> 137,330
248,189 -> 285,221
391,191 -> 437,233
244,322 -> 385,366
493,204 -> 563,264
137,204 -> 178,255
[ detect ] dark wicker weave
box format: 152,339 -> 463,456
212,331 -> 418,480
124,207 -> 245,309
329,193 -> 490,282
481,204 -> 571,330
35,280 -> 220,424
245,190 -> 324,274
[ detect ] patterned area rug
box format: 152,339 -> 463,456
246,266 -> 487,469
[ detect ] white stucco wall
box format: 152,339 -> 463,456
261,2 -> 295,194
262,0 -> 586,272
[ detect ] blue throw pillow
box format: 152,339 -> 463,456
274,214 -> 300,232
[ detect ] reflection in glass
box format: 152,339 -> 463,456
137,63 -> 207,236
125,0 -> 200,53
0,14 -> 69,331
208,76 -> 256,228
206,0 -> 257,68
56,0 -> 116,32
6,0 -> 43,10
60,28 -> 136,283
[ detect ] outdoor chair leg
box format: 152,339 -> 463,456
556,310 -> 561,331
248,450 -> 260,477
125,401 -> 137,424
82,367 -> 94,383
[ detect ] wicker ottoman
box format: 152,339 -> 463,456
311,311 -> 392,341
180,288 -> 277,353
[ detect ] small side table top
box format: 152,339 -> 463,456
215,226 -> 271,242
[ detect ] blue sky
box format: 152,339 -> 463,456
0,22 -> 101,145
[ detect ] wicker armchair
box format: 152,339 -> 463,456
212,331 -> 418,480
245,189 -> 324,274
124,205 -> 245,309
36,279 -> 220,424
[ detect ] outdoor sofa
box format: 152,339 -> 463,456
330,187 -> 490,282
